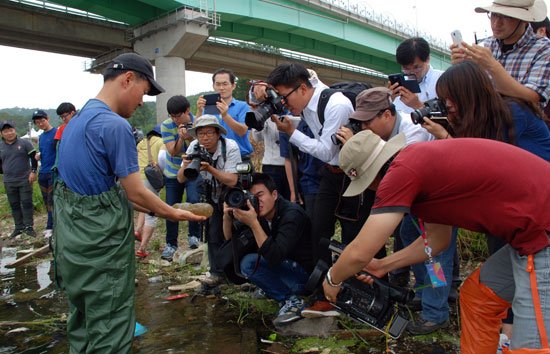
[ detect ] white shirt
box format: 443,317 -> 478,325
393,65 -> 444,114
390,111 -> 434,145
289,80 -> 354,165
252,119 -> 285,166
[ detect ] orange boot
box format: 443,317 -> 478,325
460,267 -> 512,354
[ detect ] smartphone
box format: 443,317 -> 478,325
203,93 -> 221,115
451,30 -> 463,48
204,93 -> 221,105
388,73 -> 421,93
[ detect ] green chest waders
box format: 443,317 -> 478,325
53,182 -> 135,354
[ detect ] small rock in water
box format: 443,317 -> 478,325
20,288 -> 31,293
7,327 -> 30,335
148,276 -> 163,283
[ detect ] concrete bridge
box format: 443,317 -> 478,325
0,0 -> 451,120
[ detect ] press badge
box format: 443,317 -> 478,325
425,260 -> 447,288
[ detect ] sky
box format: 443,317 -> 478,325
0,0 -> 498,110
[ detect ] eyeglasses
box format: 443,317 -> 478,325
197,130 -> 217,138
59,113 -> 71,120
487,12 -> 513,21
214,82 -> 232,88
282,84 -> 301,101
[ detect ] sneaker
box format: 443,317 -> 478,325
273,297 -> 305,326
202,273 -> 224,287
136,249 -> 150,258
134,231 -> 142,242
188,235 -> 200,249
161,244 -> 177,260
8,229 -> 23,239
497,333 -> 510,353
43,229 -> 53,238
407,316 -> 449,335
24,227 -> 36,237
301,301 -> 340,318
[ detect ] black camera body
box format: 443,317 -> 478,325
245,88 -> 287,131
331,119 -> 363,146
224,162 -> 258,211
411,98 -> 447,125
184,144 -> 213,181
306,240 -> 413,339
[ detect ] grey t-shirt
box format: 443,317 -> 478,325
0,138 -> 35,183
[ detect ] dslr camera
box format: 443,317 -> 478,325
245,88 -> 287,131
411,98 -> 447,125
306,240 -> 413,339
184,144 -> 213,181
224,162 -> 258,211
331,119 -> 363,146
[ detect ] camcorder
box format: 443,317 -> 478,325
331,119 -> 363,146
183,144 -> 213,181
411,98 -> 448,125
306,240 -> 413,339
224,162 -> 258,211
245,88 -> 287,131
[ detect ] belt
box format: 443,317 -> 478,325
326,164 -> 343,174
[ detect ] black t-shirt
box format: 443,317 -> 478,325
0,138 -> 35,183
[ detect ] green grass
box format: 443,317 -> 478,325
0,175 -> 45,218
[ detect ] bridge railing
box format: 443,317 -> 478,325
8,0 -> 126,25
318,0 -> 450,53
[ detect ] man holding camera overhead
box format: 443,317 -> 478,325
390,37 -> 444,114
196,68 -> 253,161
222,173 -> 315,326
177,115 -> 241,287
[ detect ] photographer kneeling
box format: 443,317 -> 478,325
222,173 -> 315,326
177,115 -> 241,286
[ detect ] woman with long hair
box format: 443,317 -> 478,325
422,61 -> 550,161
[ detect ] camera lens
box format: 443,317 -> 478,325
183,158 -> 201,181
225,188 -> 245,207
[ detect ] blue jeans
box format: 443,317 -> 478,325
240,254 -> 309,302
164,177 -> 201,248
38,173 -> 54,229
400,214 -> 457,323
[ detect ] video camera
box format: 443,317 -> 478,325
306,240 -> 413,339
245,88 -> 287,131
411,98 -> 447,125
184,144 -> 213,181
331,119 -> 363,146
224,162 -> 258,211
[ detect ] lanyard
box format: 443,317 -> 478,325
409,215 -> 434,263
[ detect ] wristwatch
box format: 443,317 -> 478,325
326,266 -> 343,287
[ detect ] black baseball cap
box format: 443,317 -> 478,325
0,121 -> 15,130
32,110 -> 48,120
108,53 -> 165,96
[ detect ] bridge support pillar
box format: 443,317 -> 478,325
133,12 -> 211,123
154,56 -> 186,124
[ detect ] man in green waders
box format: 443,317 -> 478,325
54,53 -> 206,353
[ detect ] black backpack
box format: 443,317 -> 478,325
316,81 -> 373,135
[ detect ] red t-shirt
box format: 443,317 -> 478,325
372,138 -> 550,255
54,124 -> 67,141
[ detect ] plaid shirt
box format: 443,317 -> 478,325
481,26 -> 550,103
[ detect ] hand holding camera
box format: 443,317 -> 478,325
178,122 -> 193,140
183,144 -> 214,181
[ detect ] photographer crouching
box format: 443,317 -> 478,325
177,115 -> 242,286
222,173 -> 315,326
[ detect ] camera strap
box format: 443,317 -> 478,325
414,216 -> 447,288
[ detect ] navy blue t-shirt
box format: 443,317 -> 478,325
58,99 -> 139,196
506,100 -> 550,161
38,128 -> 57,174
